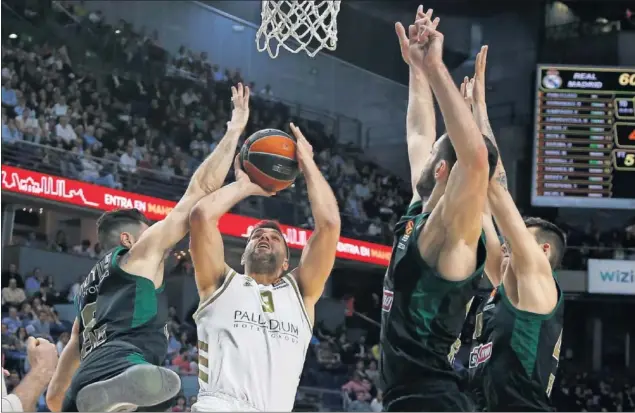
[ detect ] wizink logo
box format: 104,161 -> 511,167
599,270 -> 635,283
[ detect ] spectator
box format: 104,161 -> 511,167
365,359 -> 379,387
50,230 -> 69,253
172,349 -> 194,375
72,239 -> 95,258
316,340 -> 342,371
15,107 -> 37,132
55,115 -> 77,145
342,372 -> 371,408
56,331 -> 70,354
52,96 -> 68,117
67,274 -> 83,303
259,84 -> 274,99
2,118 -> 22,144
27,309 -> 52,339
2,280 -> 26,307
1,265 -> 23,289
120,143 -> 137,172
2,307 -> 23,335
370,389 -> 383,412
24,269 -> 43,297
172,395 -> 187,412
1,79 -> 17,107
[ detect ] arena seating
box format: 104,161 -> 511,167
2,3 -> 634,412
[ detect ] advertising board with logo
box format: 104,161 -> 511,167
1,166 -> 392,266
587,259 -> 635,295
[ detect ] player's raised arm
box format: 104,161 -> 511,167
397,6 -> 437,204
288,123 -> 340,310
46,320 -> 81,412
460,49 -> 503,286
120,84 -> 251,281
189,157 -> 275,299
411,13 -> 493,245
488,161 -> 560,314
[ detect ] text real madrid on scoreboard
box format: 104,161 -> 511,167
531,65 -> 635,210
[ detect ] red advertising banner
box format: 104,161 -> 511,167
1,166 -> 392,266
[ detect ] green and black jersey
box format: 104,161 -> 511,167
468,278 -> 564,411
75,247 -> 169,365
380,200 -> 487,408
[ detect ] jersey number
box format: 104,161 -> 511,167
260,291 -> 275,313
80,301 -> 106,358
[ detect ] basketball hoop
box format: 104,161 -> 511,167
255,0 -> 342,59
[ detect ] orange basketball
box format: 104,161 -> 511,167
239,129 -> 299,192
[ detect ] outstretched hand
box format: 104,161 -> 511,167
460,76 -> 475,108
409,8 -> 442,71
472,45 -> 488,104
395,5 -> 426,66
233,155 -> 276,197
228,83 -> 250,130
289,123 -> 315,173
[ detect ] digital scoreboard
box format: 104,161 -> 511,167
531,65 -> 635,209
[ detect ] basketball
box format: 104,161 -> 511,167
239,128 -> 299,192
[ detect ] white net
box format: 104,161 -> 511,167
256,0 -> 342,59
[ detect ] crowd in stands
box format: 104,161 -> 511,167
559,223 -> 635,270
2,1 -> 410,246
2,3 -> 635,412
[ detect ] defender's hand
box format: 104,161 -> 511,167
395,5 -> 426,66
228,83 -> 250,130
289,123 -> 314,173
27,337 -> 58,376
233,155 -> 276,197
460,76 -> 475,108
473,45 -> 488,104
411,9 -> 443,71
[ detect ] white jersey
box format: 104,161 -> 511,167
193,270 -> 312,412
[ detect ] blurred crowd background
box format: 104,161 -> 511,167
1,0 -> 634,411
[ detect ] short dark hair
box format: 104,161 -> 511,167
96,208 -> 151,250
524,217 -> 567,269
249,220 -> 289,257
417,133 -> 500,197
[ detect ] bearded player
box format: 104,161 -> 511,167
379,10 -> 499,412
461,47 -> 565,412
187,123 -> 340,412
45,84 -> 253,412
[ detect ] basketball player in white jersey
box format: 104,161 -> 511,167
188,123 -> 341,412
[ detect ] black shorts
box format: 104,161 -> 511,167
62,341 -> 152,412
384,380 -> 475,412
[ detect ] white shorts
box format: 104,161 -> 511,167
192,393 -> 260,412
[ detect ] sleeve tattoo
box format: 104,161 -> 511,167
495,171 -> 508,191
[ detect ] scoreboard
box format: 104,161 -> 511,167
531,65 -> 635,210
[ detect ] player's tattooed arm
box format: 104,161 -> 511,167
412,12 -> 489,248
495,170 -> 508,191
396,6 -> 437,203
289,124 -> 340,309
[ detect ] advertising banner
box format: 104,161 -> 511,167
2,166 -> 392,266
587,259 -> 635,295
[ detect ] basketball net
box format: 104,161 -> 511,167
255,0 -> 342,59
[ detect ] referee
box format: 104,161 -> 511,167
2,337 -> 58,412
